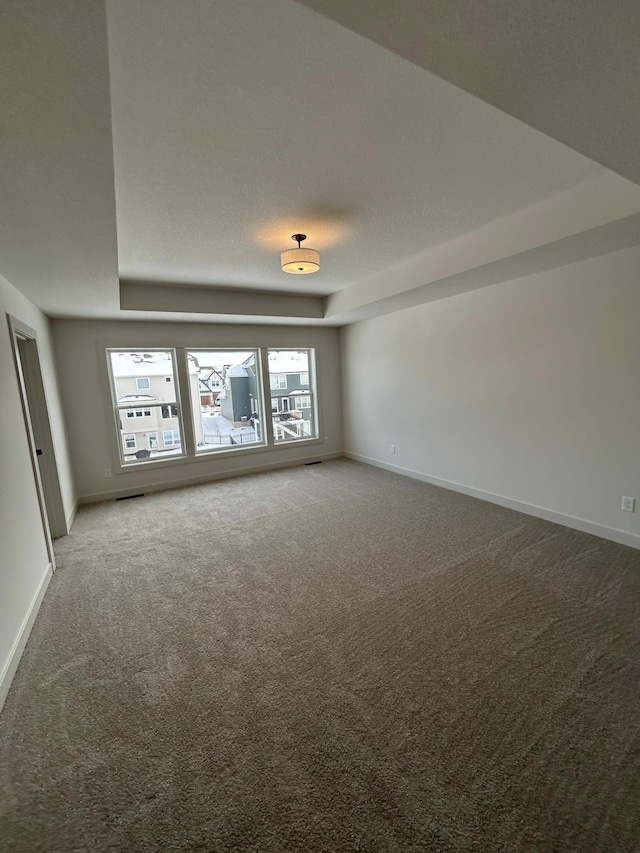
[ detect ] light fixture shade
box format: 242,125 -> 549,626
281,247 -> 320,274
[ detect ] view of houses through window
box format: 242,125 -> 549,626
268,350 -> 315,442
107,347 -> 317,465
108,350 -> 184,462
188,350 -> 262,451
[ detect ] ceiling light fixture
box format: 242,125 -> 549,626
281,233 -> 320,274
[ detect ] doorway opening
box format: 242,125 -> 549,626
7,316 -> 68,566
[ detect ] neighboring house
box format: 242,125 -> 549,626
267,351 -> 313,439
111,352 -> 203,457
219,355 -> 260,425
219,351 -> 314,441
198,367 -> 225,408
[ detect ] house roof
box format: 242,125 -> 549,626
267,351 -> 309,374
110,351 -> 198,377
117,394 -> 158,404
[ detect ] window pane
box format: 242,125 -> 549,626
268,350 -> 317,443
270,373 -> 287,390
162,429 -> 181,447
161,404 -> 178,419
108,350 -> 184,465
186,351 -> 265,452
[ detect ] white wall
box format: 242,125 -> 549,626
52,319 -> 342,500
341,246 -> 640,548
0,275 -> 77,707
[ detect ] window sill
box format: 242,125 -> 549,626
112,435 -> 323,475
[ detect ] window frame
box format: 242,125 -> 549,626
105,348 -> 187,468
102,345 -> 321,473
186,348 -> 267,457
268,349 -> 319,445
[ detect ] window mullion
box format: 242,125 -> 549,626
175,348 -> 196,457
259,347 -> 275,446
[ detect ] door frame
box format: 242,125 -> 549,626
7,315 -> 67,562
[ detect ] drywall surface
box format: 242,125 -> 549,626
341,246 -> 640,546
296,0 -> 640,185
0,0 -> 119,317
51,319 -> 342,500
0,275 -> 76,704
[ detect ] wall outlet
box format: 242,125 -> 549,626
324,436 -> 329,444
104,468 -> 112,479
390,444 -> 396,454
622,496 -> 635,512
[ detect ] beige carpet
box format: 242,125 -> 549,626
1,459 -> 639,852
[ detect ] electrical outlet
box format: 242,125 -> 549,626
324,436 -> 329,444
104,468 -> 112,479
390,444 -> 396,454
622,496 -> 635,512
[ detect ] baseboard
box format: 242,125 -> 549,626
345,452 -> 640,551
65,500 -> 78,532
79,451 -> 344,505
0,562 -> 53,712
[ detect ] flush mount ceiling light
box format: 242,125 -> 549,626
281,233 -> 320,274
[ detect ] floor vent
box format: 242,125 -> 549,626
116,494 -> 145,501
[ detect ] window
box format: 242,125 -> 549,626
163,429 -> 181,447
187,350 -> 264,452
106,346 -> 318,468
107,350 -> 184,465
270,373 -> 287,390
268,350 -> 317,443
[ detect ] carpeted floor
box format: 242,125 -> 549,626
1,458 -> 639,852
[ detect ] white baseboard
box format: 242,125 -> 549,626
65,500 -> 78,532
0,562 -> 53,712
79,451 -> 343,505
345,452 -> 640,551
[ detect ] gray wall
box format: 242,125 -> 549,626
341,246 -> 640,548
52,319 -> 342,500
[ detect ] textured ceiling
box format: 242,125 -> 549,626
107,0 -> 602,296
1,0 -> 638,325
